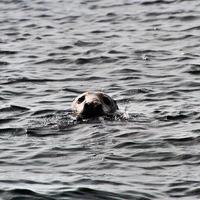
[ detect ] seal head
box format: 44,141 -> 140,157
72,92 -> 118,118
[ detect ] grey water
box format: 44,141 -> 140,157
1,0 -> 200,199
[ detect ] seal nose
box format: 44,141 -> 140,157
84,102 -> 92,111
85,102 -> 101,110
83,102 -> 103,117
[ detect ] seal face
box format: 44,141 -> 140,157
71,92 -> 118,118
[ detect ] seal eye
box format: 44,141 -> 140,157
102,96 -> 111,105
77,95 -> 85,104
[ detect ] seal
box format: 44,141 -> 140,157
71,91 -> 118,118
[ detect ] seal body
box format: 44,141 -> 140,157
71,91 -> 118,118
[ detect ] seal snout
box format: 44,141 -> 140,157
82,101 -> 103,117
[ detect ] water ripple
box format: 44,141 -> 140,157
1,0 -> 200,199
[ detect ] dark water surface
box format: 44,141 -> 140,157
1,0 -> 200,199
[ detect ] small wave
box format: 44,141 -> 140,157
101,3 -> 134,9
126,88 -> 152,94
62,87 -> 83,94
110,68 -> 141,74
186,187 -> 200,196
0,187 -> 155,200
54,187 -> 148,200
141,0 -> 176,5
180,81 -> 200,88
34,58 -> 72,64
168,15 -> 198,21
185,64 -> 200,75
85,49 -> 103,55
0,128 -> 26,135
36,14 -> 53,18
0,118 -> 17,124
159,114 -> 189,121
155,110 -> 198,122
0,105 -> 29,112
159,34 -> 194,41
167,180 -> 199,198
74,40 -> 103,47
0,50 -> 18,55
90,30 -> 107,34
26,128 -> 60,137
184,25 -> 200,31
31,109 -> 58,116
108,50 -> 124,54
3,77 -> 68,85
164,136 -> 200,145
0,188 -> 53,200
57,45 -> 73,50
0,96 -> 6,100
0,61 -> 9,65
135,49 -> 170,54
75,56 -> 117,65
